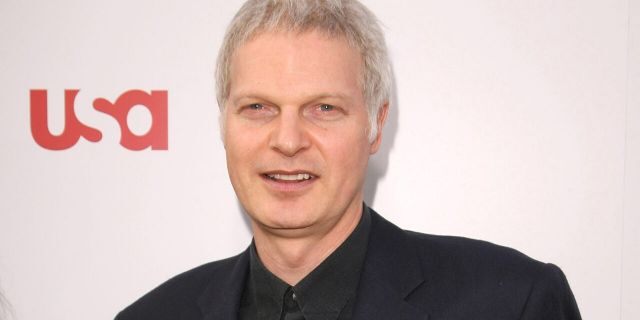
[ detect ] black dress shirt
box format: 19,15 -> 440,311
238,207 -> 372,320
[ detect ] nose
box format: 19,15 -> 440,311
269,110 -> 311,157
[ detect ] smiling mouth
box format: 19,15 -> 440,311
263,173 -> 316,182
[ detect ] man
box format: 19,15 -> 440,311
117,0 -> 582,319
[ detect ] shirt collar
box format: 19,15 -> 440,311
244,205 -> 372,320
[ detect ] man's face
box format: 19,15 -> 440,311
223,30 -> 385,236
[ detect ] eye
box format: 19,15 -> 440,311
240,103 -> 267,113
237,103 -> 276,120
305,103 -> 345,121
319,104 -> 335,112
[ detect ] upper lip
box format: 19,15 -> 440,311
262,170 -> 317,175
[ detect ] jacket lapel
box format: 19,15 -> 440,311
198,249 -> 250,320
352,210 -> 430,320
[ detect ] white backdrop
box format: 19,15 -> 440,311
0,0 -> 638,319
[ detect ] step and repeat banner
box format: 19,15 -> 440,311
1,0 -> 637,319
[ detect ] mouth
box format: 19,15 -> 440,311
263,172 -> 316,182
261,171 -> 318,192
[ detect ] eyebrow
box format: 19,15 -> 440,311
230,92 -> 351,106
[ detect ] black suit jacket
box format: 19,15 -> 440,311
116,209 -> 581,319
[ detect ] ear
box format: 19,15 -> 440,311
219,109 -> 228,149
369,102 -> 389,154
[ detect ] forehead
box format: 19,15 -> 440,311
228,30 -> 363,102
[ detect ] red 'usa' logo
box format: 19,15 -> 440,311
30,89 -> 168,151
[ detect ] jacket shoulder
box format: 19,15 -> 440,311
405,231 -> 546,275
403,231 -> 580,318
115,253 -> 243,320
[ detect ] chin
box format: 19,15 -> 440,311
250,203 -> 319,231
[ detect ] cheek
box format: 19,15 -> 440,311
319,129 -> 370,173
224,125 -> 254,171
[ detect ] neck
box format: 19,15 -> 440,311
251,202 -> 363,285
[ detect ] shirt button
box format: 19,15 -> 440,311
292,293 -> 297,300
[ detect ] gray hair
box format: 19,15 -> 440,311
215,0 -> 392,141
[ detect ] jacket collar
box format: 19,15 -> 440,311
196,207 -> 429,320
351,208 -> 430,320
198,250 -> 250,320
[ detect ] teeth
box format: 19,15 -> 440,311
267,173 -> 313,181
